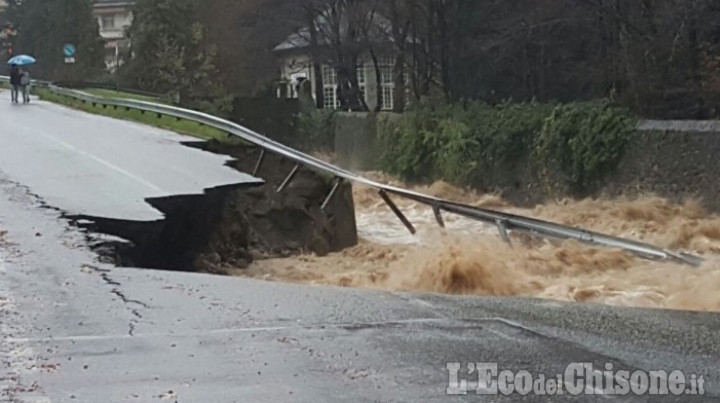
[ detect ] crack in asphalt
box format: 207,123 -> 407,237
2,174 -> 151,340
0,178 -> 67,220
99,273 -> 120,286
98,270 -> 149,308
96,268 -> 149,337
109,289 -> 150,309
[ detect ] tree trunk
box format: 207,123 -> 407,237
393,53 -> 406,112
307,6 -> 324,108
369,48 -> 383,112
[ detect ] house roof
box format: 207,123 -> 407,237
274,28 -> 314,52
273,11 -> 394,53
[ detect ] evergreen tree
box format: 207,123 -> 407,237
125,0 -> 220,103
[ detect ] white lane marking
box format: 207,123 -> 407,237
7,318 -> 448,343
6,316 -> 545,344
484,326 -> 522,342
13,120 -> 164,193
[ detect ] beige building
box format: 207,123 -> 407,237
274,47 -> 397,111
93,0 -> 134,70
273,13 -> 402,112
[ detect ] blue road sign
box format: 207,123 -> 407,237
63,44 -> 76,57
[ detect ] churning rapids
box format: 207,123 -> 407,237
239,172 -> 720,312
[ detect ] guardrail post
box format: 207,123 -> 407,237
379,190 -> 416,235
253,149 -> 266,176
321,177 -> 342,211
277,163 -> 301,193
495,219 -> 512,245
433,204 -> 445,228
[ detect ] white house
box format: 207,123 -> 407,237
92,0 -> 134,70
272,13 -> 404,112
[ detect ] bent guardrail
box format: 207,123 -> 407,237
0,75 -> 704,266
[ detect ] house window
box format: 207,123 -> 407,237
357,65 -> 366,85
357,65 -> 367,104
403,71 -> 411,107
322,64 -> 337,86
380,67 -> 393,85
322,65 -> 339,109
379,57 -> 395,111
323,87 -> 337,109
102,15 -> 116,29
382,86 -> 394,111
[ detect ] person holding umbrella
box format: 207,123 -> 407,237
19,67 -> 30,103
6,54 -> 36,104
8,63 -> 20,103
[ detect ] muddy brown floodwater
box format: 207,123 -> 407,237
237,172 -> 720,313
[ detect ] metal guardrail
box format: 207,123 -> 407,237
52,81 -> 161,99
0,75 -> 704,266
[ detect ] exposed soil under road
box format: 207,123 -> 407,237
239,172 -> 720,313
83,141 -> 358,274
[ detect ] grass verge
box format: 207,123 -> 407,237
33,87 -> 244,144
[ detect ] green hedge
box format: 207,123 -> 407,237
379,100 -> 635,192
535,101 -> 635,191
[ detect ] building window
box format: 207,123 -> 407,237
402,71 -> 412,107
322,65 -> 339,109
380,68 -> 393,85
357,65 -> 366,104
323,87 -> 337,109
382,86 -> 394,111
102,15 -> 116,29
356,65 -> 366,85
322,64 -> 337,86
379,57 -> 395,111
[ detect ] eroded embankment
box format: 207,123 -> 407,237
80,141 -> 358,274
241,173 -> 720,313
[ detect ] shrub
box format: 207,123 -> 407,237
535,101 -> 635,191
378,99 -> 635,193
188,95 -> 234,119
379,101 -> 553,185
378,104 -> 451,182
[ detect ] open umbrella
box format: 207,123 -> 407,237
7,55 -> 36,66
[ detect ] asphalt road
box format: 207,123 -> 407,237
0,96 -> 718,402
0,94 -> 259,221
